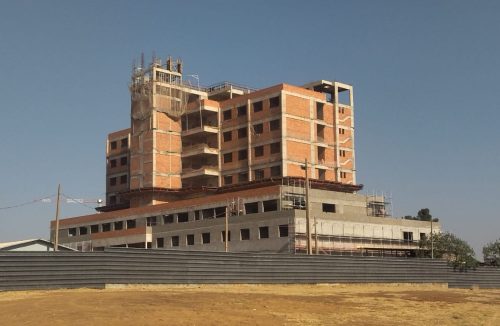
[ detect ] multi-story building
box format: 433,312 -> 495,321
52,56 -> 439,255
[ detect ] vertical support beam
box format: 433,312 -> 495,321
54,184 -> 61,252
247,99 -> 252,181
280,91 -> 287,176
309,99 -> 315,178
349,85 -> 356,185
225,207 -> 229,253
333,85 -> 340,181
314,216 -> 319,255
304,159 -> 312,255
431,220 -> 434,259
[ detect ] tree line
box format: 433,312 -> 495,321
403,208 -> 499,269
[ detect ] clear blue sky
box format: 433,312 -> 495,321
0,0 -> 498,257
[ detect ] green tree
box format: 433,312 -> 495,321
417,208 -> 432,221
482,239 -> 500,266
403,208 -> 439,222
418,232 -> 477,270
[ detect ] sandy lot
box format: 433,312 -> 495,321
0,284 -> 499,325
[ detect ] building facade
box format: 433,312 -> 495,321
52,56 -> 438,255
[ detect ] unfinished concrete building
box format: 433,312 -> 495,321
52,55 -> 439,255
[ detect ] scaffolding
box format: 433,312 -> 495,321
281,177 -> 307,210
130,55 -> 188,121
366,191 -> 393,217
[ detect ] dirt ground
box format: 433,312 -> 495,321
0,284 -> 499,325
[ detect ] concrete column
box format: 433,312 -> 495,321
281,91 -> 287,176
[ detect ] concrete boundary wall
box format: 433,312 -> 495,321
0,249 -> 499,291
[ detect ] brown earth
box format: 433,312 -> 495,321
0,284 -> 499,325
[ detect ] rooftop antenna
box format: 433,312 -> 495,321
140,52 -> 145,69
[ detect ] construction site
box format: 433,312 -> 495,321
51,54 -> 439,255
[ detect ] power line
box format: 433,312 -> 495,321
0,195 -> 55,210
61,193 -> 100,210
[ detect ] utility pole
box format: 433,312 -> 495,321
225,206 -> 229,253
54,184 -> 61,252
314,216 -> 319,255
431,219 -> 434,259
304,159 -> 312,255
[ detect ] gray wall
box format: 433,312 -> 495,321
0,249 -> 499,291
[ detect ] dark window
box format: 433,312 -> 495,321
146,216 -> 157,226
270,142 -> 281,154
316,102 -> 324,120
90,224 -> 99,233
79,226 -> 88,235
114,221 -> 123,230
270,165 -> 281,177
238,127 -> 247,139
202,208 -> 215,219
317,169 -> 326,180
221,230 -> 231,242
223,152 -> 233,163
339,150 -> 346,157
126,219 -> 136,229
339,128 -> 345,135
318,146 -> 326,162
224,175 -> 232,185
253,123 -> 263,134
102,223 -> 111,232
279,225 -> 289,238
120,156 -> 128,165
237,105 -> 247,117
340,171 -> 347,179
110,177 -> 117,186
215,206 -> 227,218
403,231 -> 414,242
163,214 -> 174,224
177,212 -> 188,223
254,146 -> 264,157
110,141 -> 117,150
109,195 -> 117,205
120,175 -> 127,184
263,200 -> 278,212
223,131 -> 232,142
322,203 -> 336,213
238,149 -> 247,161
240,228 -> 250,240
270,119 -> 280,131
259,226 -> 269,239
171,236 -> 179,247
194,210 -> 201,221
245,202 -> 259,214
269,96 -> 280,108
223,109 -> 232,121
254,169 -> 264,180
157,238 -> 164,248
253,101 -> 263,112
238,172 -> 248,182
68,228 -> 77,237
202,232 -> 211,244
317,125 -> 325,143
420,233 -> 427,240
121,138 -> 128,148
339,106 -> 345,114
186,234 -> 195,245
110,159 -> 117,168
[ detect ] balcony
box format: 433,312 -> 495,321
182,144 -> 218,158
182,125 -> 218,137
